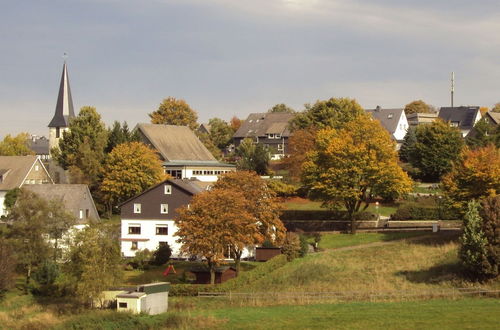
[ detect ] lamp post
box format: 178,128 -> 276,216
375,201 -> 380,221
437,196 -> 442,220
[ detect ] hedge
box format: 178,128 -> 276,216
281,210 -> 376,221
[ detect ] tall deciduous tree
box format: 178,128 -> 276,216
230,116 -> 242,132
65,225 -> 123,307
302,115 -> 412,233
100,142 -> 166,213
283,127 -> 316,182
268,103 -> 295,113
53,106 -> 108,187
212,171 -> 285,273
411,119 -> 464,181
105,121 -> 140,153
442,145 -> 500,215
236,138 -> 270,175
466,118 -> 500,149
46,200 -> 77,261
208,118 -> 233,150
176,189 -> 255,284
404,100 -> 433,115
0,133 -> 34,156
149,97 -> 199,130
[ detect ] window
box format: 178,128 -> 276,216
131,241 -> 138,250
56,127 -> 60,138
85,209 -> 89,219
79,209 -> 83,219
276,133 -> 281,139
128,225 -> 141,235
35,165 -> 39,171
156,225 -> 168,235
119,302 -> 127,308
160,204 -> 168,214
277,144 -> 284,151
164,185 -> 172,194
134,203 -> 141,214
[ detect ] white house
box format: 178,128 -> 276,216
366,106 -> 409,149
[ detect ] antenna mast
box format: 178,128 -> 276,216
451,72 -> 455,107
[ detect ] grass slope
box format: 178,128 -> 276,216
317,232 -> 427,249
203,298 -> 500,330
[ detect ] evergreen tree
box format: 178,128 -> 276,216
479,196 -> 500,278
399,126 -> 417,162
106,121 -> 140,153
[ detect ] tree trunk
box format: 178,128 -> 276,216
234,250 -> 242,277
53,238 -> 59,262
208,259 -> 216,285
25,263 -> 32,293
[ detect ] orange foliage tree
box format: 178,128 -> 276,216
149,97 -> 199,130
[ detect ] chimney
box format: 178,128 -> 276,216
375,105 -> 381,112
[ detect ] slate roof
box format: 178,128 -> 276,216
365,107 -> 404,135
0,156 -> 40,190
48,62 -> 75,128
136,124 -> 216,162
24,184 -> 100,223
438,106 -> 480,130
233,113 -> 295,138
29,136 -> 50,155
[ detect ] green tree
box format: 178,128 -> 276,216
65,225 -> 123,307
0,239 -> 16,293
152,243 -> 172,266
53,106 -> 108,187
100,142 -> 166,214
105,121 -> 140,153
479,196 -> 500,278
3,188 -> 21,211
459,200 -> 489,279
196,131 -> 223,159
302,115 -> 412,233
235,138 -> 270,175
290,97 -> 365,131
268,103 -> 295,113
149,97 -> 199,130
404,100 -> 433,115
46,199 -> 77,262
466,118 -> 500,149
0,133 -> 34,156
399,126 -> 417,163
8,190 -> 52,289
176,189 -> 255,284
411,119 -> 464,181
208,118 -> 233,150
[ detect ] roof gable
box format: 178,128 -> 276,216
438,106 -> 480,129
0,156 -> 48,191
233,113 -> 295,138
136,124 -> 216,162
365,108 -> 405,134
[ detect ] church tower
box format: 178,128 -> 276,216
48,61 -> 75,152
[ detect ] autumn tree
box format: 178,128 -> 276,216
302,115 -> 412,233
65,225 -> 123,307
176,189 -> 255,284
208,118 -> 233,150
411,119 -> 464,181
283,127 -> 316,182
212,171 -> 286,273
268,103 -> 295,113
404,100 -> 433,115
8,190 -> 52,289
230,116 -> 242,132
105,121 -> 140,153
442,145 -> 500,216
149,97 -> 199,130
53,106 -> 108,187
0,132 -> 34,156
100,142 -> 166,213
235,138 -> 270,175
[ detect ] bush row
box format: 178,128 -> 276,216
281,210 -> 376,221
390,202 -> 460,220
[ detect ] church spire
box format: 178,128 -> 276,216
48,61 -> 75,128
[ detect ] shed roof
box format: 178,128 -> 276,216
137,124 -> 216,162
438,106 -> 480,129
0,156 -> 41,191
23,184 -> 100,223
233,113 -> 295,138
365,107 -> 404,135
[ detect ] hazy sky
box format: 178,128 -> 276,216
1,0 -> 499,138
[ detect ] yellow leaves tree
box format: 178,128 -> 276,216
149,97 -> 199,131
175,189 -> 256,284
100,142 -> 166,213
302,114 -> 412,233
442,145 -> 500,215
0,132 -> 34,156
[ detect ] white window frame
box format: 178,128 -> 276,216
128,224 -> 141,235
79,209 -> 83,219
160,204 -> 168,214
134,203 -> 141,214
164,185 -> 172,194
156,225 -> 168,235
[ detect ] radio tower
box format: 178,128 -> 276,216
451,72 -> 455,108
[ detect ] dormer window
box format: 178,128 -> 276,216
164,185 -> 172,194
388,114 -> 394,119
160,204 -> 169,214
134,203 -> 141,214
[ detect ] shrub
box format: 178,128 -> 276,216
261,239 -> 276,248
266,180 -> 297,197
479,196 -> 500,278
0,239 -> 16,293
299,234 -> 309,257
151,243 -> 172,266
282,232 -> 301,261
32,260 -> 60,296
281,210 -> 376,221
131,249 -> 153,270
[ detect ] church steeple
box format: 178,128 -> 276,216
48,60 -> 76,152
48,61 -> 75,128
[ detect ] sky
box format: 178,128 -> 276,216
1,0 -> 499,138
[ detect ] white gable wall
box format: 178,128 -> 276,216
393,112 -> 409,141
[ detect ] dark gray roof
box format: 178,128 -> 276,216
24,184 -> 100,223
438,106 -> 480,130
137,124 -> 216,162
163,160 -> 235,168
29,136 -> 49,155
365,107 -> 404,135
233,113 -> 295,138
48,62 -> 75,128
0,156 -> 49,190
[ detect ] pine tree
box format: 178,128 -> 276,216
399,126 -> 417,162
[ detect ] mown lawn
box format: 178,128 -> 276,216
318,231 -> 428,249
202,298 -> 500,330
283,197 -> 398,216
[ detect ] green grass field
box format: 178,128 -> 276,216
283,198 -> 397,216
317,231 -> 428,249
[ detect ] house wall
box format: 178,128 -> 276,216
117,297 -> 141,314
141,292 -> 169,315
233,136 -> 289,159
164,166 -> 235,182
393,112 -> 409,142
48,127 -> 70,154
0,191 -> 6,217
121,219 -> 181,258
